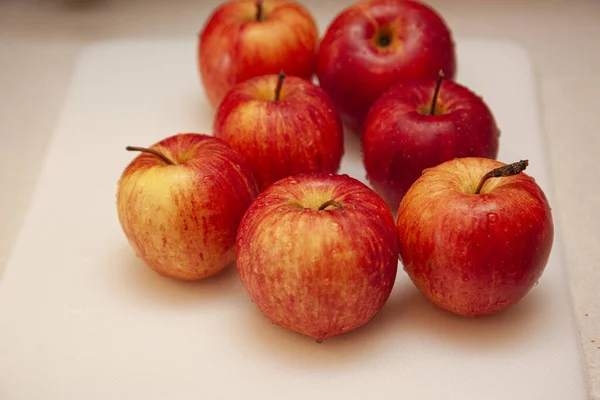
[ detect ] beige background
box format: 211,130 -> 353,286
0,0 -> 598,398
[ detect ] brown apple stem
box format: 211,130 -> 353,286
318,200 -> 343,211
275,70 -> 285,101
256,0 -> 264,21
474,160 -> 529,194
126,146 -> 175,165
430,69 -> 445,115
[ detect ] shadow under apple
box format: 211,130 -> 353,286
233,271 -> 550,368
232,275 -> 423,369
386,274 -> 551,353
110,245 -> 245,309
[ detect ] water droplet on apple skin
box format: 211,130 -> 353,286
487,213 -> 498,222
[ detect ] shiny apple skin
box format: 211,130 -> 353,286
316,0 -> 456,134
199,0 -> 319,108
362,78 -> 500,211
236,173 -> 399,341
116,133 -> 259,281
214,74 -> 344,192
396,157 -> 554,317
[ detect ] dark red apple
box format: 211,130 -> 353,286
316,0 -> 456,134
362,72 -> 500,211
236,173 -> 399,341
396,157 -> 554,317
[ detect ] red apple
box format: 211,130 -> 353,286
198,0 -> 319,108
236,173 -> 399,341
362,73 -> 500,211
116,133 -> 259,281
396,157 -> 554,317
214,71 -> 344,192
316,0 -> 456,134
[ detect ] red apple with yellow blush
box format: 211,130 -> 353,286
198,0 -> 319,108
116,133 -> 259,281
396,157 -> 554,317
214,71 -> 344,192
236,173 -> 399,341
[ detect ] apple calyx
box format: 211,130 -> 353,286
274,70 -> 285,101
126,146 -> 176,165
318,200 -> 343,211
429,69 -> 445,115
256,0 -> 264,21
474,159 -> 529,194
376,27 -> 392,48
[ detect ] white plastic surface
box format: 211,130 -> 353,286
0,38 -> 589,399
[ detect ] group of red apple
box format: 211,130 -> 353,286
116,0 -> 555,342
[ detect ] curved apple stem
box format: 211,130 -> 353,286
275,70 -> 285,102
318,200 -> 343,211
430,70 -> 445,115
256,0 -> 264,21
474,160 -> 529,194
126,146 -> 175,165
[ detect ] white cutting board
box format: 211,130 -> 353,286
0,37 -> 590,399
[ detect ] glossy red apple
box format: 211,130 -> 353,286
362,72 -> 500,211
396,157 -> 554,317
198,0 -> 319,108
116,133 -> 259,281
214,71 -> 344,192
316,0 -> 456,134
236,173 -> 399,341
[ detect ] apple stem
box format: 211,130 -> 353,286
430,70 -> 445,115
275,70 -> 285,101
256,0 -> 264,21
318,200 -> 343,211
126,146 -> 176,165
474,160 -> 529,194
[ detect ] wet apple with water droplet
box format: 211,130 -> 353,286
362,72 -> 500,211
235,173 -> 398,341
396,157 -> 554,317
116,133 -> 259,281
214,72 -> 344,192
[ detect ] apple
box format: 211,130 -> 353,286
316,0 -> 457,134
236,173 -> 399,341
362,72 -> 500,211
116,133 -> 259,281
396,157 -> 554,317
198,0 -> 319,108
214,71 -> 344,192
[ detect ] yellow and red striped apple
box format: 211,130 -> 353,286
214,72 -> 344,192
396,157 -> 554,317
236,173 -> 399,341
116,133 -> 259,281
198,0 -> 319,108
316,0 -> 456,135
